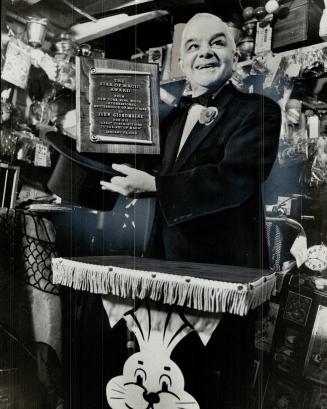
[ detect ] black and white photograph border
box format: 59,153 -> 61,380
304,305 -> 327,386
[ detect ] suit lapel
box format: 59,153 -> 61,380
160,107 -> 189,174
172,83 -> 236,172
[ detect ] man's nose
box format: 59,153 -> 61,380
198,43 -> 214,58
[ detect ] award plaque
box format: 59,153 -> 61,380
76,57 -> 160,154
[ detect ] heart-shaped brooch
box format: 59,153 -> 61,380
199,106 -> 218,126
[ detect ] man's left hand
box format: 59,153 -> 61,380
100,164 -> 156,196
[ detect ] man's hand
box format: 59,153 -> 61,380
100,164 -> 156,197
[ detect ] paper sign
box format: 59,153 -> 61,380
34,143 -> 51,167
277,196 -> 292,216
255,23 -> 272,55
290,234 -> 308,267
308,116 -> 320,139
1,40 -> 31,89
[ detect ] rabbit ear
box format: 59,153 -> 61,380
162,309 -> 193,354
124,300 -> 152,350
124,301 -> 194,355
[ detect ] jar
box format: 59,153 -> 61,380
26,17 -> 48,48
238,36 -> 255,60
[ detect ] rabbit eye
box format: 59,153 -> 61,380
159,374 -> 172,391
134,368 -> 147,386
161,381 -> 168,392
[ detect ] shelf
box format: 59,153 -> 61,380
237,41 -> 327,68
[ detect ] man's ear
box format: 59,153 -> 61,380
179,57 -> 185,74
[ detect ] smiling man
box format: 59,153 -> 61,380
180,13 -> 236,97
101,13 -> 281,409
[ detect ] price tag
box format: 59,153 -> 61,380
34,143 -> 51,167
255,23 -> 272,55
290,234 -> 308,267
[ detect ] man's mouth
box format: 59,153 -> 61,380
196,63 -> 218,70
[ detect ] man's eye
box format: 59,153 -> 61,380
187,43 -> 198,51
212,40 -> 225,47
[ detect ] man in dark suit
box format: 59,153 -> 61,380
101,12 -> 281,409
100,13 -> 281,269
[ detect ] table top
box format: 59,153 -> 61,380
66,255 -> 271,284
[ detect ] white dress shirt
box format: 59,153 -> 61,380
177,103 -> 204,157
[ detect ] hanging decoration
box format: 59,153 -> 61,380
106,302 -> 200,409
265,0 -> 280,14
242,6 -> 255,21
254,6 -> 267,20
1,39 -> 31,89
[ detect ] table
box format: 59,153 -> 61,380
52,255 -> 277,409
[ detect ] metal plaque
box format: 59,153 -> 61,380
76,57 -> 160,154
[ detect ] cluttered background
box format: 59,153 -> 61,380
0,0 -> 327,408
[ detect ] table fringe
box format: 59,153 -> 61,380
51,258 -> 276,315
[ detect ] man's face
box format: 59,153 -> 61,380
180,16 -> 236,93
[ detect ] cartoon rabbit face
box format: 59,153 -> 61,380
106,303 -> 199,409
107,349 -> 198,409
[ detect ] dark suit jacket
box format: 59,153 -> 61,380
149,82 -> 282,268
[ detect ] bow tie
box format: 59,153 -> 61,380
193,94 -> 213,106
180,93 -> 213,109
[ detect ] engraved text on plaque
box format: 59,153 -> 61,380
90,70 -> 152,144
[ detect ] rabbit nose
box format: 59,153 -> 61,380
143,391 -> 160,404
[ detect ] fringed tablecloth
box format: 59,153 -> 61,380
52,255 -> 277,316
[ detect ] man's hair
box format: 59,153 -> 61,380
180,13 -> 236,55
